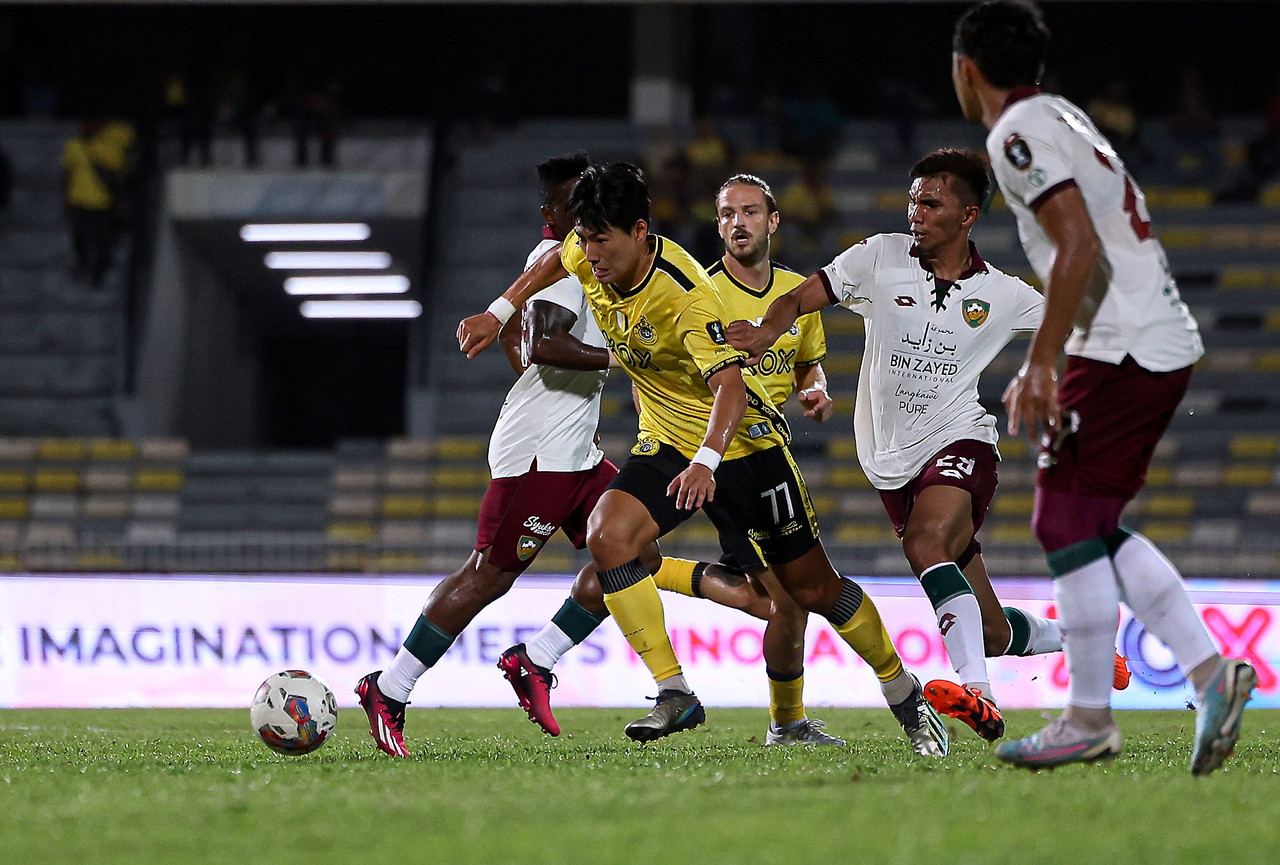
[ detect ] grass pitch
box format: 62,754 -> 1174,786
2,706 -> 1276,865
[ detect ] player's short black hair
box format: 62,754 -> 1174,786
718,174 -> 778,215
569,162 -> 650,235
910,148 -> 990,208
537,151 -> 590,207
953,0 -> 1049,89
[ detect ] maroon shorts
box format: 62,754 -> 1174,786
878,439 -> 999,539
475,458 -> 618,573
1038,355 -> 1192,500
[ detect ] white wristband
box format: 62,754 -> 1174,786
486,296 -> 517,326
690,446 -> 722,472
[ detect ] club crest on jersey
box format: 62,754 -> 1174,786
962,298 -> 990,328
632,438 -> 659,455
634,315 -> 658,345
787,323 -> 799,337
1003,134 -> 1033,171
516,535 -> 544,562
706,321 -> 727,345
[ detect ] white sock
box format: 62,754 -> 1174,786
935,591 -> 991,695
378,646 -> 426,703
659,673 -> 692,694
1053,554 -> 1120,710
524,623 -> 575,670
881,670 -> 915,705
1112,531 -> 1217,673
1022,611 -> 1063,654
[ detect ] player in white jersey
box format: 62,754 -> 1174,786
953,0 -> 1255,772
728,148 -> 1130,743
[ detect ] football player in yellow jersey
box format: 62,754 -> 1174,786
459,163 -> 947,755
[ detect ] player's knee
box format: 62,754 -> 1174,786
585,523 -> 638,563
902,532 -> 956,575
781,580 -> 835,615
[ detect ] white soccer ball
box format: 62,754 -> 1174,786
250,670 -> 338,755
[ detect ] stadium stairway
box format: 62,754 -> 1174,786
0,120 -> 125,437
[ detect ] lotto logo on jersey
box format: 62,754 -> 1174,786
516,535 -> 544,562
962,298 -> 990,328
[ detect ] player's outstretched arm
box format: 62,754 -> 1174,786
726,273 -> 832,363
794,362 -> 832,422
524,300 -> 613,371
457,244 -> 569,359
665,365 -> 747,511
1003,186 -> 1099,440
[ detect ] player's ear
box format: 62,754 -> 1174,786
540,204 -> 555,227
632,219 -> 649,242
768,210 -> 780,236
961,204 -> 979,228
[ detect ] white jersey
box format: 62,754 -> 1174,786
487,238 -> 608,478
988,90 -> 1203,372
822,233 -> 1044,489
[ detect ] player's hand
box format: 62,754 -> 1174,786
725,319 -> 774,367
457,312 -> 501,358
666,463 -> 716,510
1003,359 -> 1061,440
798,388 -> 832,422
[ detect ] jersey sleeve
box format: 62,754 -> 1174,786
528,272 -> 586,315
991,125 -> 1076,212
795,311 -> 827,366
820,235 -> 882,312
677,289 -> 748,380
1009,278 -> 1046,331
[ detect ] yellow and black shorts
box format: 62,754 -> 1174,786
608,442 -> 821,566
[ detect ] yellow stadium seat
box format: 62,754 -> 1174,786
0,497 -> 29,519
810,494 -> 836,516
1145,465 -> 1174,486
134,469 -> 183,492
33,469 -> 80,492
431,467 -> 490,490
1140,521 -> 1191,543
1253,352 -> 1280,372
827,439 -> 859,459
1160,229 -> 1208,250
822,315 -> 864,336
989,523 -> 1036,544
832,396 -> 855,416
1230,435 -> 1279,459
381,495 -> 431,518
1219,267 -> 1269,289
430,495 -> 482,519
0,552 -> 20,570
325,550 -> 367,571
89,439 -> 138,462
823,355 -> 861,375
435,437 -> 485,459
835,522 -> 895,544
828,466 -> 871,489
992,494 -> 1035,516
1266,310 -> 1280,331
372,552 -> 429,573
326,522 -> 376,543
76,551 -> 125,570
1223,465 -> 1274,486
1142,493 -> 1195,517
37,439 -> 87,461
0,470 -> 28,491
999,438 -> 1029,459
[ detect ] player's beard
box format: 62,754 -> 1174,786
726,232 -> 768,268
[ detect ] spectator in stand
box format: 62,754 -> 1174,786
1216,70 -> 1280,203
292,78 -> 341,168
1167,68 -> 1219,185
62,121 -> 118,287
1086,78 -> 1148,175
778,160 -> 838,273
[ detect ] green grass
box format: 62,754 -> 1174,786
2,707 -> 1277,865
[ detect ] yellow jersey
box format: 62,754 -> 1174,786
561,232 -> 789,460
707,259 -> 827,408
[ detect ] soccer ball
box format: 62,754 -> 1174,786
250,670 -> 338,755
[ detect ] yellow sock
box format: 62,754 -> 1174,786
651,557 -> 697,596
768,673 -> 806,726
832,594 -> 904,683
603,576 -> 682,683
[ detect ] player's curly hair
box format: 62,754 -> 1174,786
953,0 -> 1049,89
569,162 -> 650,235
718,174 -> 778,215
537,151 -> 590,207
910,148 -> 990,208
